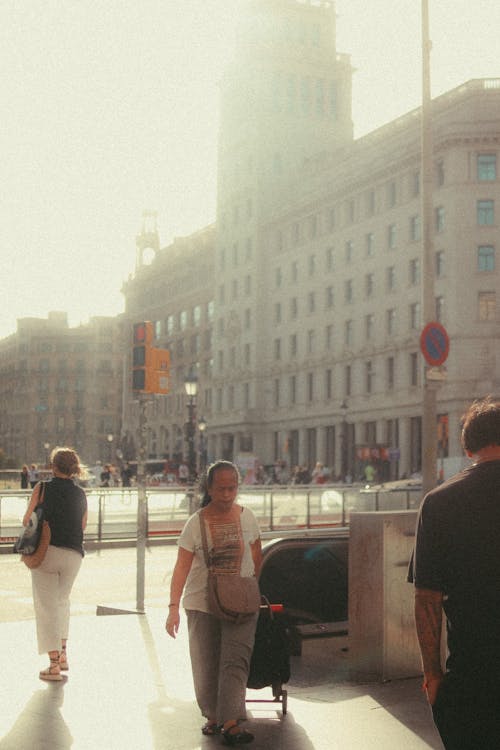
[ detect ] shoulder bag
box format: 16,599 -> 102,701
13,482 -> 51,569
199,509 -> 260,622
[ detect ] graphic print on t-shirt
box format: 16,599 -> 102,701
207,518 -> 243,574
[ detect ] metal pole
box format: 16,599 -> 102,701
421,0 -> 437,496
136,395 -> 148,613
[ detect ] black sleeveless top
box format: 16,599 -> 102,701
40,477 -> 87,556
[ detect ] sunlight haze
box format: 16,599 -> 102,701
1,0 -> 498,338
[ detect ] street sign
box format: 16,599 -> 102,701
420,322 -> 450,367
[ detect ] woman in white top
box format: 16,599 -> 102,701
166,460 -> 262,745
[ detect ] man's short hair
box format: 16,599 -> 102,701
461,397 -> 500,453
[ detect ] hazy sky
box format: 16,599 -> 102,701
1,0 -> 498,339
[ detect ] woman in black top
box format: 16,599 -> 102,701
23,447 -> 88,681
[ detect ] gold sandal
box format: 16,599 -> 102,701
40,657 -> 62,681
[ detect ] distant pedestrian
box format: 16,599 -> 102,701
28,464 -> 39,488
121,462 -> 133,487
20,464 -> 29,489
100,464 -> 111,487
409,397 -> 500,749
22,447 -> 87,681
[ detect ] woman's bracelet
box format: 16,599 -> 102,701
168,603 -> 179,608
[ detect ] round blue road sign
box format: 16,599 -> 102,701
420,322 -> 450,366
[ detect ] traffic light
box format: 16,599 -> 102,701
132,321 -> 153,392
132,322 -> 170,394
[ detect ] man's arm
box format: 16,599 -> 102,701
414,586 -> 444,704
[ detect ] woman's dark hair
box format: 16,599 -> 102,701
461,396 -> 500,453
199,460 -> 240,507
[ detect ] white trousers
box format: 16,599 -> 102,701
31,545 -> 83,654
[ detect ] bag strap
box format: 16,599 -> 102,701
198,510 -> 212,571
36,481 -> 45,507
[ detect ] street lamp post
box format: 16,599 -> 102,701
107,434 -> 114,462
198,416 -> 207,474
44,442 -> 50,469
340,400 -> 349,483
184,370 -> 198,483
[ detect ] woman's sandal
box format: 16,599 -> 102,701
201,721 -> 220,736
59,650 -> 69,671
39,658 -> 63,682
221,727 -> 254,745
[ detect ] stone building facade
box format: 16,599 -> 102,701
0,312 -> 124,467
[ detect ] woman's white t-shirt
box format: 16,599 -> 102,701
178,505 -> 260,613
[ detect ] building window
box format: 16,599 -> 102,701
289,375 -> 296,405
274,338 -> 281,360
435,296 -> 444,322
436,251 -> 445,277
275,267 -> 282,287
365,314 -> 374,340
228,385 -> 235,410
292,222 -> 300,244
410,302 -> 421,330
345,279 -> 353,303
345,319 -> 353,347
326,246 -> 334,270
307,372 -> 314,402
244,308 -> 251,329
365,273 -> 374,297
207,300 -> 214,321
366,232 -> 375,257
308,291 -> 316,313
307,329 -> 315,354
477,153 -> 497,181
308,254 -> 316,276
410,258 -> 421,285
410,215 -> 421,241
325,368 -> 333,400
387,265 -> 395,291
477,200 -> 494,225
435,206 -> 445,232
345,365 -> 351,396
410,352 -> 419,386
478,245 -> 495,271
478,291 -> 496,321
387,356 -> 395,390
290,333 -> 297,357
290,297 -> 298,318
275,302 -> 282,323
243,382 -> 250,409
193,305 -> 201,326
291,260 -> 298,282
325,285 -> 334,309
244,275 -> 252,294
366,361 -> 373,393
387,223 -> 396,249
387,308 -> 396,335
244,343 -> 251,366
325,323 -> 334,350
274,379 -> 280,408
345,240 -> 353,263
166,314 -> 175,335
180,310 -> 188,330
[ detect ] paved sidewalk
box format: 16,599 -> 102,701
0,607 -> 443,750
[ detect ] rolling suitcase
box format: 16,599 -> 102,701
246,599 -> 290,715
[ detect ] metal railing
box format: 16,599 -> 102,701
0,484 -> 423,547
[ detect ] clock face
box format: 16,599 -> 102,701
142,247 -> 156,266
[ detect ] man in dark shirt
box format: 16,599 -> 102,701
410,397 -> 500,749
